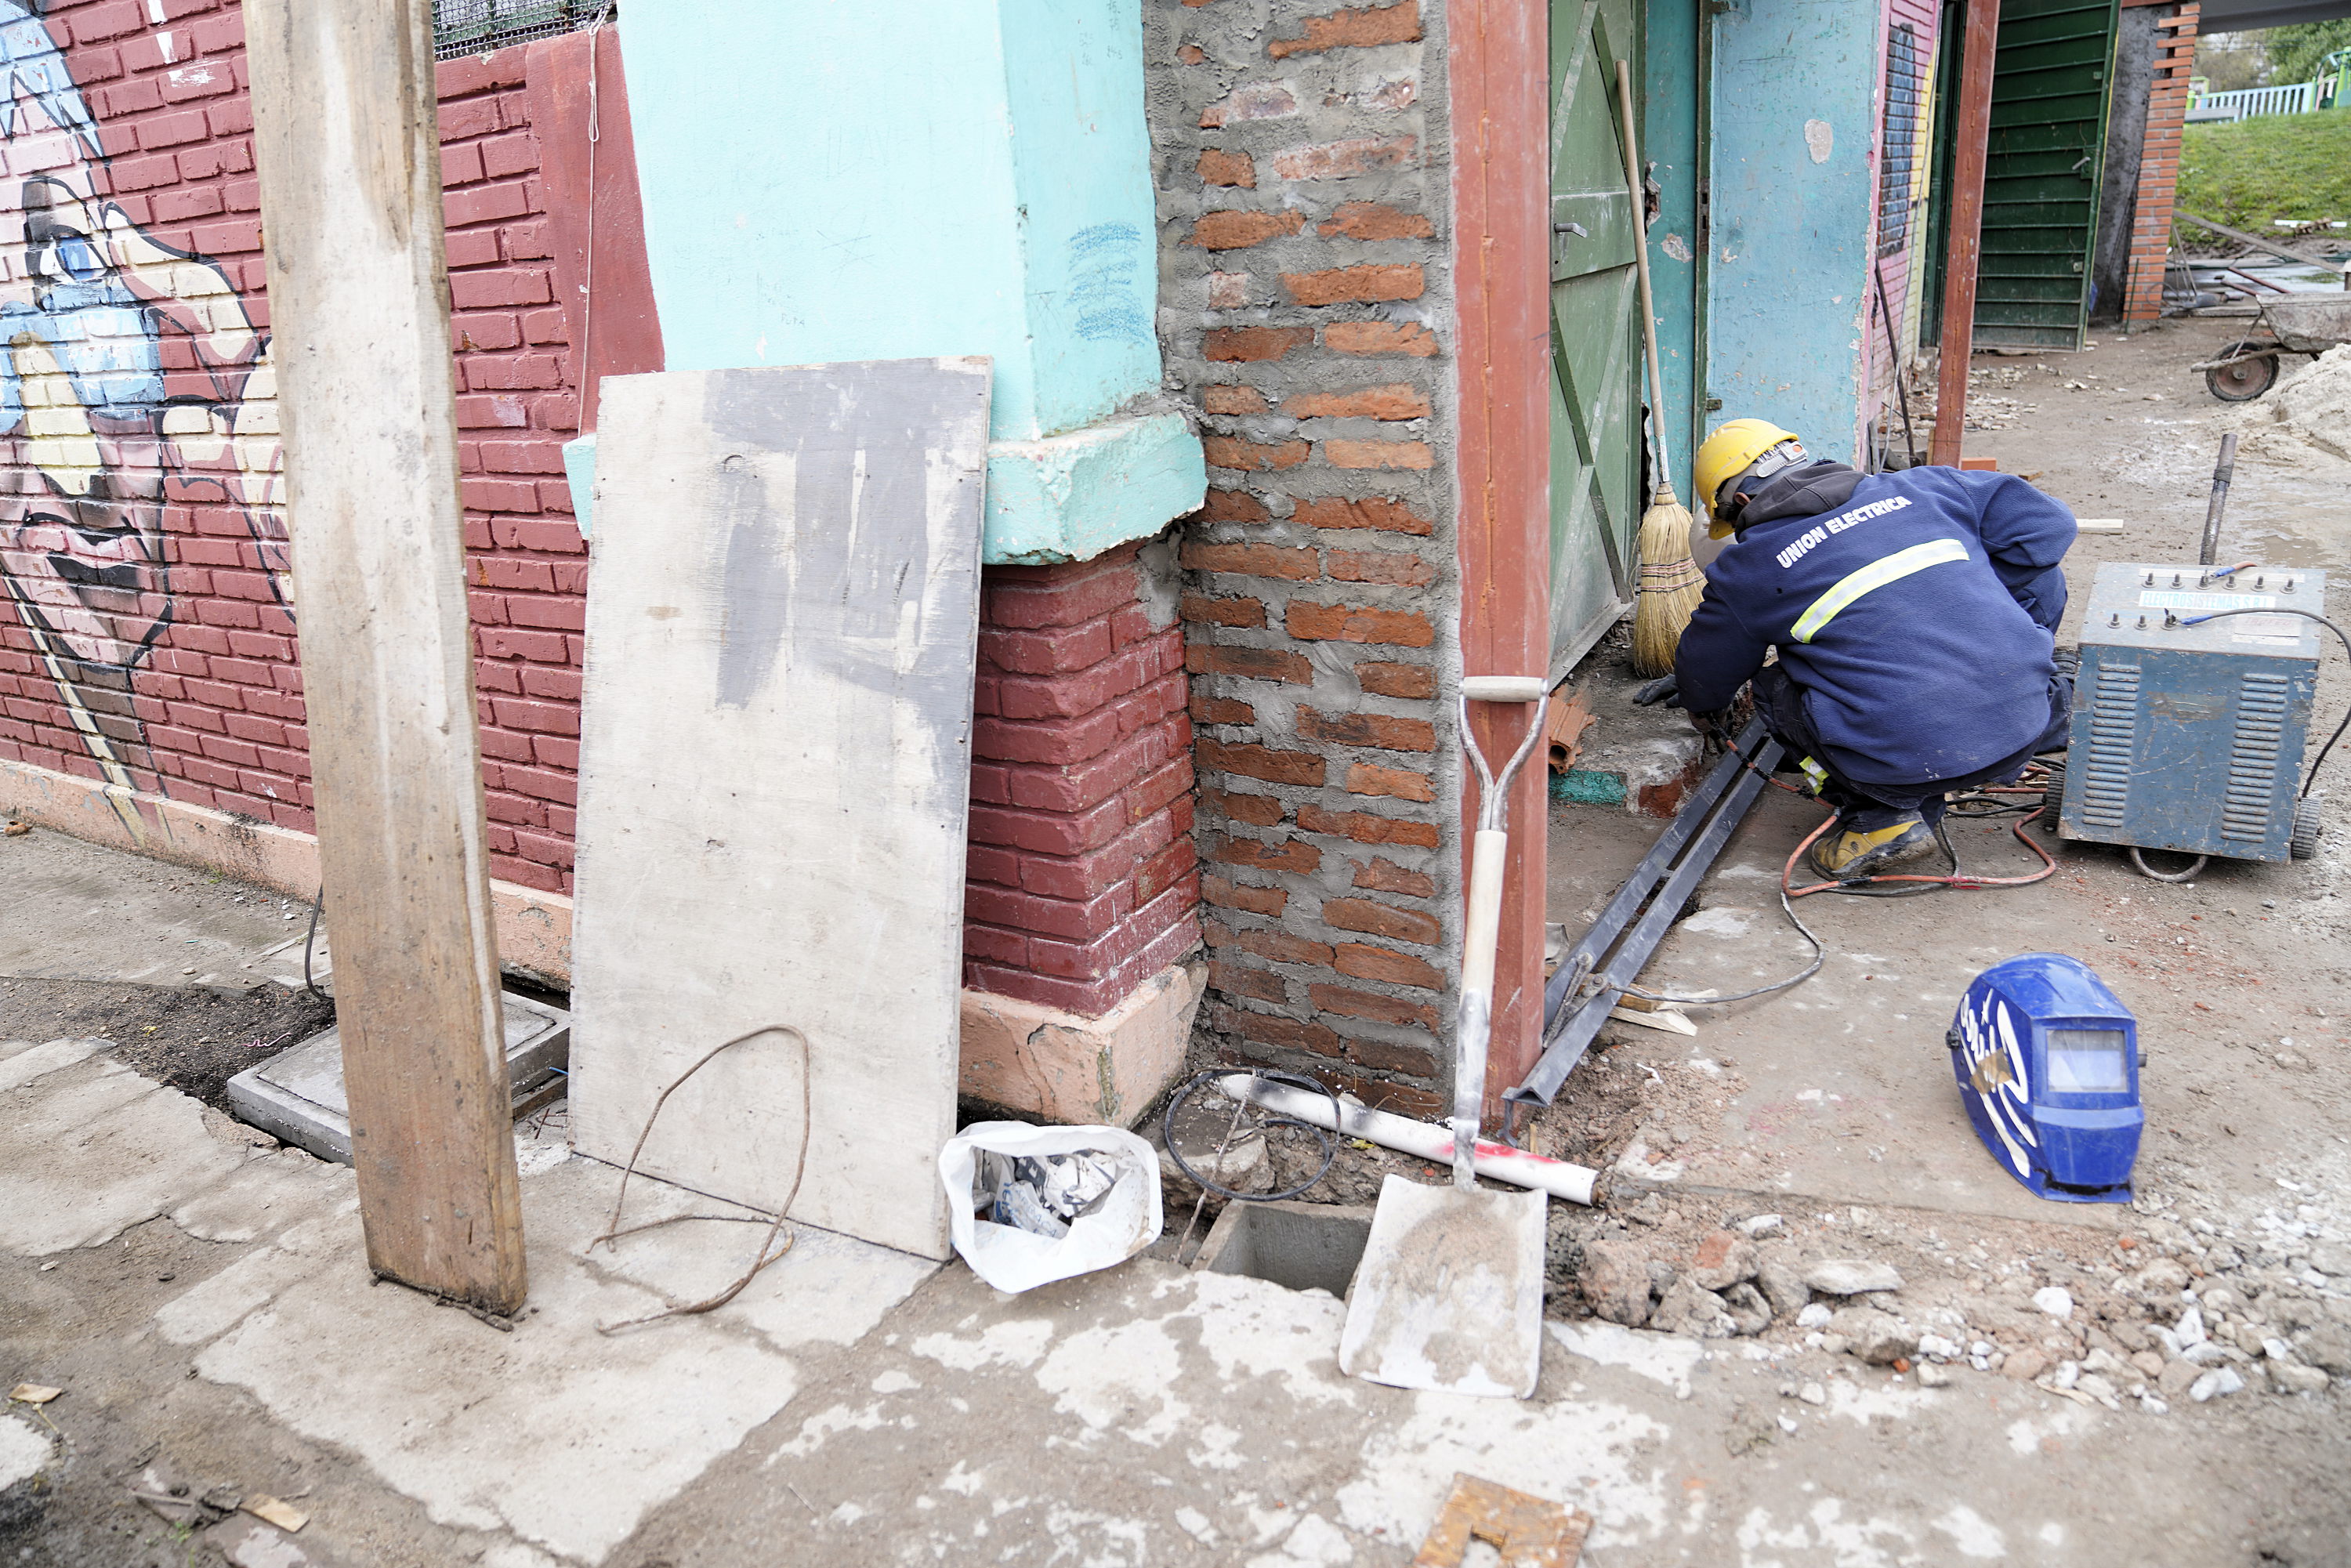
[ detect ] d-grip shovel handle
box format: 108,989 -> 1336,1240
1453,677 -> 1547,1186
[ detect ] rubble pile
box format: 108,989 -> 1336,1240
1544,1179 -> 2351,1416
2233,342 -> 2351,469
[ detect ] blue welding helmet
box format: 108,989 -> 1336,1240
1947,954 -> 2142,1204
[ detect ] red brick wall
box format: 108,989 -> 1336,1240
0,0 -> 1199,1019
2122,2 -> 2198,322
0,2 -> 586,898
1147,0 -> 1456,1116
966,541 -> 1201,1016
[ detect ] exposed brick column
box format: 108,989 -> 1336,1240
1147,0 -> 1457,1117
2122,2 -> 2198,323
965,542 -> 1201,1016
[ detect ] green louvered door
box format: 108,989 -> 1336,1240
1972,0 -> 2120,346
1548,0 -> 1643,677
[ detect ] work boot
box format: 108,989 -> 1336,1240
1811,812 -> 1936,880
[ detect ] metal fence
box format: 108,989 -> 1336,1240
2191,79 -> 2321,122
432,0 -> 607,61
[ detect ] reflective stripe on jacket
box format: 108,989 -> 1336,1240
1674,465 -> 2075,787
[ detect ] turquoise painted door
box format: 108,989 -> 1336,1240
1548,0 -> 1643,677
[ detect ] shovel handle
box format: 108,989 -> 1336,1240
1453,826 -> 1509,1186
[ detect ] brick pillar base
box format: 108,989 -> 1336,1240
956,538 -> 1205,1123
2123,2 -> 2198,322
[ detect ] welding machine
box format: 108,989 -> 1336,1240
1947,954 -> 2142,1204
2053,562 -> 2327,865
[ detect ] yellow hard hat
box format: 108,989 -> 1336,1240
1694,418 -> 1802,538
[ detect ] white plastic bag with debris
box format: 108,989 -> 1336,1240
937,1121 -> 1162,1294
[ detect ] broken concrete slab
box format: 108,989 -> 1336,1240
0,1037 -> 103,1093
0,1058 -> 248,1255
205,1512 -> 338,1568
169,1149 -> 357,1245
173,1154 -> 933,1565
1805,1258 -> 1905,1296
0,1414 -> 53,1530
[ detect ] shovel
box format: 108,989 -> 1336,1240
1339,675 -> 1551,1399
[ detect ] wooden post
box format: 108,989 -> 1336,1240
1448,0 -> 1552,1117
1931,0 -> 2002,467
245,2 -> 526,1313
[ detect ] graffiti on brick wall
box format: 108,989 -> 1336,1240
0,1 -> 282,798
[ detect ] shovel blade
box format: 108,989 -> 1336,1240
1339,1174 -> 1546,1398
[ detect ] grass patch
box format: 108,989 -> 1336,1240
2178,107 -> 2351,232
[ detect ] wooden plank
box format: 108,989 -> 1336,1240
568,360 -> 991,1261
244,1 -> 525,1311
1931,0 -> 2004,466
2175,211 -> 2351,277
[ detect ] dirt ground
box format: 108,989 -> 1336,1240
5,317 -> 2351,1568
0,979 -> 335,1117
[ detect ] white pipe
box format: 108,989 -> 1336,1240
1215,1074 -> 1597,1206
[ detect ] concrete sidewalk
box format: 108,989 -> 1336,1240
6,824 -> 2351,1567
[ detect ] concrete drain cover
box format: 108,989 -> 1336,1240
226,992 -> 569,1164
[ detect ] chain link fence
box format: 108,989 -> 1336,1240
432,0 -> 607,61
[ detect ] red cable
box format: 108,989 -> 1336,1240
1782,805 -> 2058,897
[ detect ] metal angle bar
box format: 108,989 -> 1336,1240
1512,722 -> 1781,1108
1536,715 -> 1768,1028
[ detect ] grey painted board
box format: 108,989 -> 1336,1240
568,360 -> 991,1262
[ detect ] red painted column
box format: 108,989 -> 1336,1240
1931,0 -> 2001,467
527,28 -> 665,431
1448,0 -> 1552,1114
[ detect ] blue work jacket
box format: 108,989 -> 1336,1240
1675,463 -> 2075,786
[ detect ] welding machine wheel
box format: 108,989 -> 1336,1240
2292,798 -> 2323,860
2041,773 -> 2064,831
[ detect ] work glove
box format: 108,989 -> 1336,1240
1688,708 -> 1730,755
1632,673 -> 1682,708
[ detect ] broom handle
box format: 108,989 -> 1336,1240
1616,59 -> 1673,498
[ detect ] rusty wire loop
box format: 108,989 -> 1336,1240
592,1024 -> 812,1334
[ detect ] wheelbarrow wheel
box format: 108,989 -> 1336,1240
2207,342 -> 2280,401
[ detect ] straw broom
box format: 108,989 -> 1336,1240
1618,60 -> 1704,679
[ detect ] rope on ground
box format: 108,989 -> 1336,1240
592,1024 -> 812,1334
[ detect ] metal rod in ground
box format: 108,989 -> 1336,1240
1875,266 -> 1920,465
2200,432 -> 2239,565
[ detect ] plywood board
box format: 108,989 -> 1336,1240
569,360 -> 991,1260
245,0 -> 524,1312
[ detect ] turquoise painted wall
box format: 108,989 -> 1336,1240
618,0 -> 1163,446
1643,0 -> 1705,478
1704,0 -> 1878,462
607,0 -> 1204,563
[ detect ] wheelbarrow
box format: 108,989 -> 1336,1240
2197,295 -> 2351,401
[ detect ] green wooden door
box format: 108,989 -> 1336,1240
1548,0 -> 1643,677
1972,0 -> 2120,347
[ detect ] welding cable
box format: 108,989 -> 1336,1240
301,887 -> 327,1001
1614,741 -> 2060,1010
1161,1069 -> 1339,1202
2180,607 -> 2351,799
1616,881 -> 1827,1008
1783,806 -> 2059,897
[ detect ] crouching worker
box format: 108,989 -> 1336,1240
1674,418 -> 2077,879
